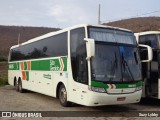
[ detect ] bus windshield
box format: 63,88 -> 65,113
89,27 -> 142,83
89,27 -> 136,45
139,34 -> 158,49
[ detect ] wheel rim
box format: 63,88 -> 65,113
60,87 -> 67,103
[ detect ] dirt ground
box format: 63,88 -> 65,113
0,85 -> 160,120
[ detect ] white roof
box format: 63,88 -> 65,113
10,24 -> 132,49
135,31 -> 160,36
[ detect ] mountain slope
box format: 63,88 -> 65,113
0,26 -> 60,57
0,17 -> 160,58
104,17 -> 160,32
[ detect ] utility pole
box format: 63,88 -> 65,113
98,3 -> 101,24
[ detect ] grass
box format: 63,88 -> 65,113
0,74 -> 8,86
0,56 -> 7,62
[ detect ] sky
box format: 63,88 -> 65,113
0,0 -> 160,28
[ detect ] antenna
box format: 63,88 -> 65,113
18,33 -> 21,45
98,3 -> 101,24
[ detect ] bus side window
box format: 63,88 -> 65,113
70,28 -> 88,84
77,44 -> 88,84
10,32 -> 68,61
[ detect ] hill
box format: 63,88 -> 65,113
104,17 -> 160,32
0,17 -> 160,58
0,26 -> 60,58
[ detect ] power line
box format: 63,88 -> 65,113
102,10 -> 160,23
139,10 -> 160,16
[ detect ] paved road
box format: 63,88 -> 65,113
0,85 -> 160,120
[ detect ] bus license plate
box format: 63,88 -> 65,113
117,97 -> 126,101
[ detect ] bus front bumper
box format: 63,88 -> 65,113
86,90 -> 142,106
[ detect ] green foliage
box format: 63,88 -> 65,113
0,57 -> 7,62
0,74 -> 8,86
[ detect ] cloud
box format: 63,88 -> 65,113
0,0 -> 98,28
45,0 -> 97,27
0,0 -> 159,28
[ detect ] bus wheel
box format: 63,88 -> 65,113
18,79 -> 24,93
15,80 -> 19,92
59,84 -> 71,107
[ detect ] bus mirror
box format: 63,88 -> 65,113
84,38 -> 95,60
138,44 -> 153,62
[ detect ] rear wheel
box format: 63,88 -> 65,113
59,84 -> 71,107
15,79 -> 19,92
18,79 -> 24,93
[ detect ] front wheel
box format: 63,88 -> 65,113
59,84 -> 71,107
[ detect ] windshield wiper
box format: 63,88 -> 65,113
121,53 -> 135,82
109,52 -> 118,82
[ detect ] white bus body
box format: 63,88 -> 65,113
8,24 -> 151,106
135,31 -> 160,99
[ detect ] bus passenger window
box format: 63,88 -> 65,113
70,28 -> 88,84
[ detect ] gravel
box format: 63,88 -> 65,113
0,85 -> 160,120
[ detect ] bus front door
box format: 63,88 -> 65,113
148,50 -> 159,98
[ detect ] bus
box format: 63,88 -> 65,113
8,24 -> 152,107
135,31 -> 160,99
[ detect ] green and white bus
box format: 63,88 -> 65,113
135,31 -> 160,99
8,24 -> 152,106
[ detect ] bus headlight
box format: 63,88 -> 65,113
135,86 -> 142,91
89,86 -> 106,93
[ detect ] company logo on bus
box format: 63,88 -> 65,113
9,64 -> 14,69
50,60 -> 60,71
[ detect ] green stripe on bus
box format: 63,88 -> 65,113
31,60 -> 50,71
91,81 -> 109,88
9,57 -> 67,71
62,57 -> 67,71
26,71 -> 29,81
91,81 -> 143,89
24,62 -> 27,70
31,58 -> 67,71
8,62 -> 19,70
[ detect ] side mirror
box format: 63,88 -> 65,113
138,44 -> 153,62
84,38 -> 95,60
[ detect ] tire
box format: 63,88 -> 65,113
15,80 -> 19,92
58,84 -> 71,107
18,80 -> 24,93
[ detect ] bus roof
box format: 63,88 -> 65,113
10,24 -> 132,49
135,31 -> 160,36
